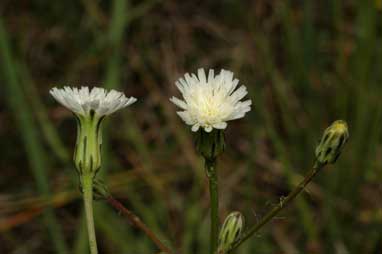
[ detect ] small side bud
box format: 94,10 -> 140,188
93,179 -> 110,200
218,211 -> 245,254
315,120 -> 349,165
195,129 -> 225,160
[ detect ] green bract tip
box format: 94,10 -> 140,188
195,129 -> 225,161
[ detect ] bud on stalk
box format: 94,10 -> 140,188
218,211 -> 245,254
315,120 -> 349,165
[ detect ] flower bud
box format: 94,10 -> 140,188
74,112 -> 104,176
195,129 -> 225,160
315,120 -> 349,165
93,179 -> 110,200
218,211 -> 245,254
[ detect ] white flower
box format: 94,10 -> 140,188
170,68 -> 252,132
50,86 -> 137,117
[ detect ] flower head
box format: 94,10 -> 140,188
170,68 -> 252,132
50,86 -> 136,175
50,86 -> 137,117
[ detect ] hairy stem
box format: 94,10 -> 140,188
82,175 -> 98,254
206,159 -> 219,254
106,196 -> 174,254
228,162 -> 324,253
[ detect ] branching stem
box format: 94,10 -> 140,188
106,196 -> 174,254
228,162 -> 324,253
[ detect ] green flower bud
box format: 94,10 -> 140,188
74,112 -> 104,176
315,120 -> 349,165
218,211 -> 245,254
194,129 -> 225,160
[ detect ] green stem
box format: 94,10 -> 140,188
228,162 -> 324,253
206,159 -> 219,254
82,175 -> 98,254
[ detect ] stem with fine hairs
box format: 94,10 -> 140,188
205,159 -> 219,254
228,162 -> 324,253
105,195 -> 174,254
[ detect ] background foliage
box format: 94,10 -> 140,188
0,0 -> 381,253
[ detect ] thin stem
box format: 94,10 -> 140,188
228,162 -> 324,253
206,159 -> 219,254
82,175 -> 98,254
106,196 -> 174,254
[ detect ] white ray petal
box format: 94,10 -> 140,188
50,86 -> 136,117
170,68 -> 252,132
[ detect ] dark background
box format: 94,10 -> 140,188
0,1 -> 381,253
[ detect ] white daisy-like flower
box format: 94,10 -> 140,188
50,86 -> 137,117
170,68 -> 252,132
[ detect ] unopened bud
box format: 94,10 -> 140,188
218,211 -> 245,254
195,129 -> 225,160
315,120 -> 349,165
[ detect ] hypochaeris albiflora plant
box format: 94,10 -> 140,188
50,70 -> 349,254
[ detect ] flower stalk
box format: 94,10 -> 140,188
205,159 -> 219,254
195,129 -> 225,254
82,175 -> 98,254
227,162 -> 324,253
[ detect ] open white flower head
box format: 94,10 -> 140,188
170,68 -> 252,132
50,86 -> 137,117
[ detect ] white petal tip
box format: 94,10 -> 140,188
49,86 -> 135,117
191,125 -> 200,132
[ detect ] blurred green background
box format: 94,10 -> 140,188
0,0 -> 381,253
